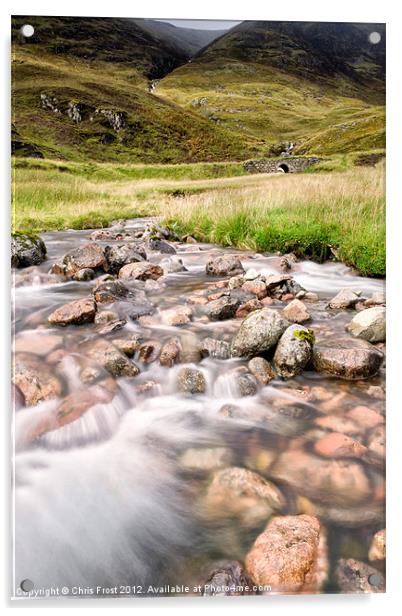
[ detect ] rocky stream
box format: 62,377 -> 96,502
12,219 -> 386,597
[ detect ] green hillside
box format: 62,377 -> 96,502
157,21 -> 385,155
11,17 -> 259,163
11,17 -> 385,162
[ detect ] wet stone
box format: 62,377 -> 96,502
206,295 -> 241,320
201,562 -> 255,596
283,298 -> 311,323
177,367 -> 206,394
87,340 -> 140,377
335,559 -> 385,593
63,243 -> 107,277
245,515 -> 323,593
199,337 -> 230,360
160,338 -> 181,367
313,337 -> 384,380
369,529 -> 386,562
93,280 -> 130,303
12,234 -> 47,268
248,357 -> 275,385
118,261 -> 163,281
273,324 -> 315,378
138,341 -> 161,364
206,255 -> 245,277
48,297 -> 96,326
73,268 -> 95,281
327,288 -> 362,310
231,308 -> 289,358
104,244 -> 145,274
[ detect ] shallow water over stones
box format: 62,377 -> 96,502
12,219 -> 385,597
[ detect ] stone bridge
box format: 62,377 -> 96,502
243,156 -> 320,174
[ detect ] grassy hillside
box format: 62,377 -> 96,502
12,17 -> 385,162
11,46 -> 260,163
11,17 -> 260,162
157,21 -> 385,155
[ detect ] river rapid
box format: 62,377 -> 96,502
12,218 -> 385,598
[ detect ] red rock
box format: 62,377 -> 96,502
235,299 -> 263,319
271,449 -> 371,506
118,261 -> 163,280
12,354 -> 62,406
283,299 -> 311,323
160,338 -> 181,367
314,432 -> 367,459
242,280 -> 267,299
346,406 -> 384,430
245,515 -> 324,593
261,296 -> 274,306
281,293 -> 295,302
48,297 -> 96,326
28,381 -> 116,441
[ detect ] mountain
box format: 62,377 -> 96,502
11,16 -> 259,162
132,19 -> 228,58
11,17 -> 385,162
157,20 -> 385,155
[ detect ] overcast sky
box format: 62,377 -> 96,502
157,19 -> 241,30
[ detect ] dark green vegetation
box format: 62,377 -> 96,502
12,17 -> 385,163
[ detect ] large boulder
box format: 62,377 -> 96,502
48,297 -> 96,326
206,255 -> 245,277
231,309 -> 289,358
11,233 -> 47,268
245,515 -> 324,593
104,244 -> 145,274
327,288 -> 362,310
203,467 -> 285,527
335,559 -> 385,593
273,324 -> 314,378
63,243 -> 107,277
271,449 -> 371,506
313,337 -> 384,380
118,261 -> 163,281
346,307 -> 386,343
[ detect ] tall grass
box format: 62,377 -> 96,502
162,164 -> 385,276
12,158 -> 385,277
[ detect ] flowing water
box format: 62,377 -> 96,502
12,219 -> 385,598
